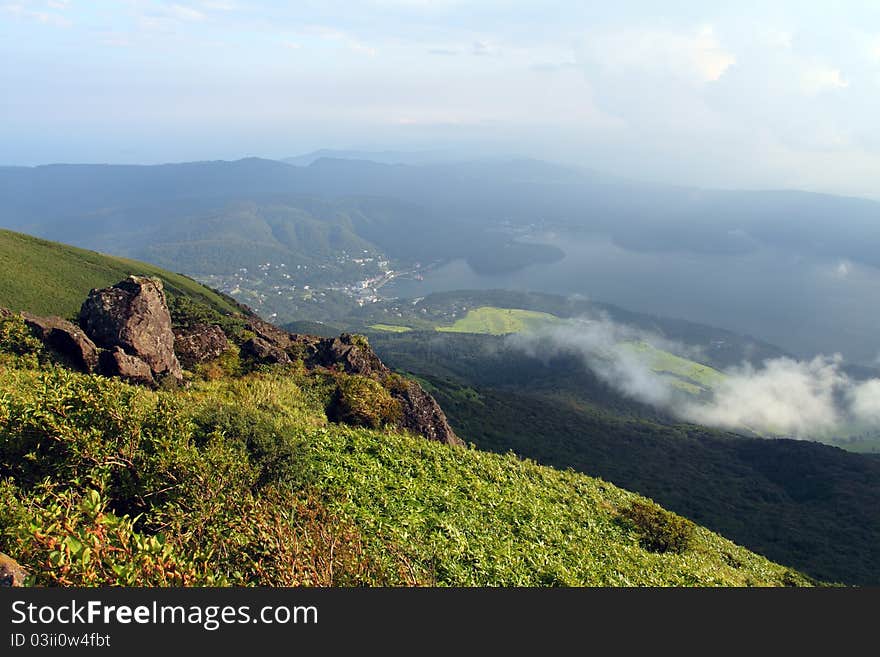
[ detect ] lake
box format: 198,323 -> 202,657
384,232 -> 880,365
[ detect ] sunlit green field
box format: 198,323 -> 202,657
369,323 -> 413,333
436,306 -> 560,335
622,341 -> 726,395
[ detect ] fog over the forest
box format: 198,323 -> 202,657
510,315 -> 880,438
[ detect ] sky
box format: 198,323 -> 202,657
2,1 -> 880,197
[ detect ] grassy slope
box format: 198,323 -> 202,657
369,323 -> 412,333
436,306 -> 559,335
369,331 -> 880,584
623,341 -> 725,395
426,306 -> 724,397
0,359 -> 811,587
0,229 -> 240,318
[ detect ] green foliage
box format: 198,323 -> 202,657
0,314 -> 44,368
194,344 -> 243,380
192,402 -> 304,488
300,425 -> 810,586
0,367 -> 402,586
0,347 -> 813,587
167,295 -> 247,340
1,483 -> 222,586
620,499 -> 694,554
348,333 -> 370,349
329,374 -> 402,429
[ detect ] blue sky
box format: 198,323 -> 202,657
2,1 -> 880,197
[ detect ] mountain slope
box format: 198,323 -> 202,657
0,349 -> 812,587
369,330 -> 880,585
0,228 -> 241,318
0,232 -> 813,586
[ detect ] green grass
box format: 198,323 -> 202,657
0,229 -> 240,318
369,324 -> 413,333
437,307 -> 560,335
622,341 -> 726,395
303,424 -> 809,586
433,307 -> 725,397
0,349 -> 812,586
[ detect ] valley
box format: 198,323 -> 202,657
3,155 -> 880,588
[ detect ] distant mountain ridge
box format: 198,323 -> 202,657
4,155 -> 880,360
4,155 -> 880,269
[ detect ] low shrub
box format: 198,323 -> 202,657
327,374 -> 401,429
194,344 -> 243,380
0,314 -> 44,367
620,499 -> 694,554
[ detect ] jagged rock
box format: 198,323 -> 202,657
79,276 -> 182,382
297,333 -> 386,376
389,378 -> 463,446
22,312 -> 99,372
240,319 -> 460,444
241,336 -> 291,365
288,331 -> 462,445
0,553 -> 28,587
174,324 -> 229,369
245,317 -> 293,351
0,307 -> 11,318
99,347 -> 155,386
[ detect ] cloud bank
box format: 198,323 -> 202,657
509,314 -> 880,439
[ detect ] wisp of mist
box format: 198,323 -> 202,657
508,314 -> 880,439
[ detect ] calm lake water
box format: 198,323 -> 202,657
384,232 -> 880,365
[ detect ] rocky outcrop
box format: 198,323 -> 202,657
0,307 -> 11,318
389,378 -> 461,446
99,347 -> 155,386
79,277 -> 182,383
298,333 -> 386,376
240,319 -> 462,445
241,336 -> 291,365
174,323 -> 229,369
6,278 -> 461,446
22,312 -> 99,373
246,317 -> 295,351
0,553 -> 28,587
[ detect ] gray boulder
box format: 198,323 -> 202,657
22,312 -> 99,372
241,336 -> 291,365
99,347 -> 155,386
174,323 -> 229,369
79,276 -> 182,382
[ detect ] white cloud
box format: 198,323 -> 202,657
869,35 -> 880,63
1,1 -> 72,27
472,40 -> 499,57
801,65 -> 848,95
307,25 -> 378,56
167,3 -> 205,21
511,316 -> 880,439
583,24 -> 736,83
849,379 -> 880,425
683,356 -> 847,437
759,27 -> 793,50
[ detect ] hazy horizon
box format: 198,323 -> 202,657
4,1 -> 880,198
